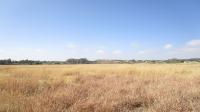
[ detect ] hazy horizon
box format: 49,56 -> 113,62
1,0 -> 200,61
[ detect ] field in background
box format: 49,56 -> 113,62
0,64 -> 200,112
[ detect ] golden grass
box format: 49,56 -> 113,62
0,64 -> 200,112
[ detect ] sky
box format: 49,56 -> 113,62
0,0 -> 200,60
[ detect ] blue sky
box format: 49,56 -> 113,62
0,0 -> 200,60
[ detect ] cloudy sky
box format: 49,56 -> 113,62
0,0 -> 200,60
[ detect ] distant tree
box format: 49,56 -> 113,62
66,58 -> 90,64
0,59 -> 12,65
79,58 -> 89,64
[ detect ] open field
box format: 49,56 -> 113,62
0,64 -> 200,112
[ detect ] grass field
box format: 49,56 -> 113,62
0,64 -> 200,112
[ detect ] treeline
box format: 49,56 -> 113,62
0,58 -> 200,65
0,59 -> 67,65
66,58 -> 91,64
0,58 -> 91,65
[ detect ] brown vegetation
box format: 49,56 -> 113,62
0,64 -> 200,112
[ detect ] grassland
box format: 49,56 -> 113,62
0,64 -> 200,112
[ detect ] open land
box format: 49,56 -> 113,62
0,64 -> 200,112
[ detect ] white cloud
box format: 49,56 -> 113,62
180,39 -> 200,53
67,43 -> 78,49
0,49 -> 4,53
164,44 -> 173,49
112,50 -> 122,55
138,49 -> 155,55
186,39 -> 200,47
130,42 -> 140,48
83,48 -> 90,52
96,49 -> 105,54
138,50 -> 149,54
34,49 -> 43,53
167,39 -> 200,58
98,46 -> 107,49
181,47 -> 200,52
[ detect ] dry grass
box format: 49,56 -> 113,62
0,64 -> 200,112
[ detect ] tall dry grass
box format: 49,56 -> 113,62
0,64 -> 200,112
